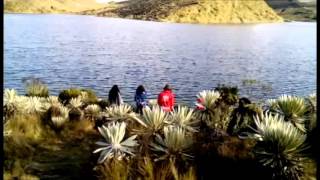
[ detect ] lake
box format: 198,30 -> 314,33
4,14 -> 316,105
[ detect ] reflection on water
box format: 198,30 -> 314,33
4,14 -> 316,105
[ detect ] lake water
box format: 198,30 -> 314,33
4,14 -> 316,105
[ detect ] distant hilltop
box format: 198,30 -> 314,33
4,0 -> 316,23
266,0 -> 316,21
4,0 -> 107,13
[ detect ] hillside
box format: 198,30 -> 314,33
266,0 -> 316,21
5,0 -> 285,23
4,0 -> 107,13
164,0 -> 283,23
90,0 -> 283,24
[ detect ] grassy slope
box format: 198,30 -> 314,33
93,0 -> 283,24
163,0 -> 283,24
5,0 -> 283,23
4,0 -> 315,22
266,0 -> 316,21
4,0 -> 108,13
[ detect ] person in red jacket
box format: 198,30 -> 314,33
158,84 -> 175,112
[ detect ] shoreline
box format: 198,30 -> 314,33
4,12 -> 316,23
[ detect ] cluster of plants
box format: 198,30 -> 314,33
106,0 -> 199,20
3,82 -> 317,180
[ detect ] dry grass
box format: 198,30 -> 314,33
5,0 -> 284,24
4,114 -> 45,142
4,0 -> 108,13
165,0 -> 283,23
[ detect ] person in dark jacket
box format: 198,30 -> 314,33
158,84 -> 175,112
134,85 -> 148,114
108,85 -> 123,105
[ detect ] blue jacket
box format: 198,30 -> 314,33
134,92 -> 147,107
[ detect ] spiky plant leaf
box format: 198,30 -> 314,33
51,105 -> 69,129
69,97 -> 83,108
133,106 -> 170,133
246,112 -> 307,180
47,96 -> 60,105
194,90 -> 222,127
4,89 -> 19,105
150,126 -> 193,162
196,90 -> 220,110
3,89 -> 28,115
105,104 -> 137,122
148,99 -> 158,106
169,106 -> 199,132
24,97 -> 47,114
268,95 -> 308,133
93,122 -> 138,163
25,79 -> 49,97
266,99 -> 278,110
85,104 -> 101,120
51,116 -> 68,129
307,93 -> 316,111
305,93 -> 317,132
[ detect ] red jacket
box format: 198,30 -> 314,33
158,90 -> 175,112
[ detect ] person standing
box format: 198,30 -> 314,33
108,85 -> 123,105
134,85 -> 148,114
157,84 -> 175,112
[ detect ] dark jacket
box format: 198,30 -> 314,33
134,91 -> 147,107
109,92 -> 123,105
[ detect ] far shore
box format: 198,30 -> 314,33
4,12 -> 316,24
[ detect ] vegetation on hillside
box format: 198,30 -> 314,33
93,0 -> 283,23
266,0 -> 316,21
3,83 -> 317,179
5,0 -> 316,22
5,0 -> 285,23
4,0 -> 107,13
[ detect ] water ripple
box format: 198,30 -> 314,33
4,15 -> 316,106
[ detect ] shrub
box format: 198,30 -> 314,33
93,122 -> 139,163
227,98 -> 262,135
25,79 -> 49,97
246,112 -> 307,180
24,97 -> 48,114
215,85 -> 239,105
169,106 -> 199,133
195,89 -> 233,131
267,95 -> 308,133
58,88 -> 98,105
105,104 -> 137,123
80,89 -> 98,104
4,114 -> 44,142
84,104 -> 101,121
69,107 -> 83,121
305,93 -> 316,132
133,106 -> 170,134
150,126 -> 193,162
3,89 -> 27,118
50,106 -> 69,130
98,99 -> 109,109
58,88 -> 82,105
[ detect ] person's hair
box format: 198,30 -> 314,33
163,84 -> 171,90
108,85 -> 120,103
136,85 -> 145,95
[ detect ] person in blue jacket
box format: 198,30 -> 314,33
134,85 -> 148,114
